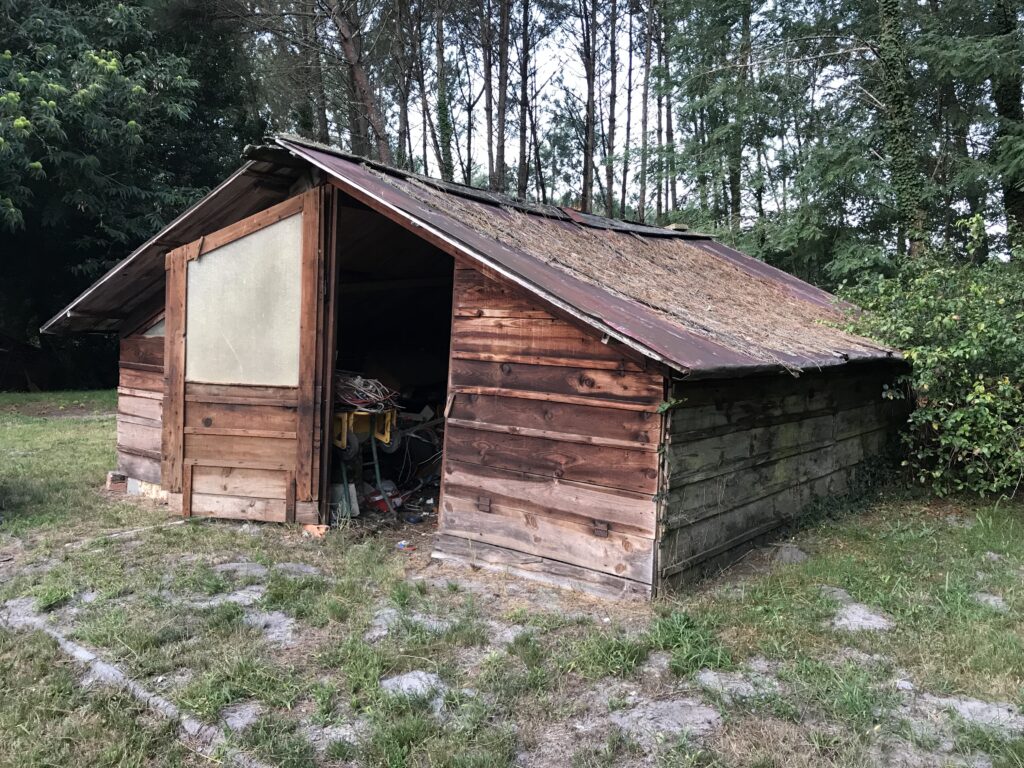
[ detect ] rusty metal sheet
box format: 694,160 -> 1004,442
41,162 -> 300,336
278,138 -> 899,378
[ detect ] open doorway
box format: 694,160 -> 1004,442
325,198 -> 454,525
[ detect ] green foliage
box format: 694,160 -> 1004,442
0,0 -> 197,236
844,251 -> 1024,497
647,611 -> 732,676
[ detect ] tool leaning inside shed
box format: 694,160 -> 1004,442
330,372 -> 444,526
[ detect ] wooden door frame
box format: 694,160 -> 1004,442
317,187 -> 341,523
161,188 -> 326,520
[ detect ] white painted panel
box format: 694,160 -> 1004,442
185,214 -> 302,386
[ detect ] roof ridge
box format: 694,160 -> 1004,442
274,134 -> 711,240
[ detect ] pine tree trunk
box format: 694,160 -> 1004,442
638,3 -> 654,223
305,1 -> 329,143
494,0 -> 511,191
435,10 -> 454,181
580,0 -> 598,212
728,0 -> 750,235
655,28 -> 663,223
992,0 -> 1024,253
482,0 -> 495,188
877,0 -> 923,256
516,0 -> 531,198
620,8 -> 633,217
331,1 -> 393,164
604,0 -> 618,217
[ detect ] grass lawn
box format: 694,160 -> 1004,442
1,390 -> 1022,767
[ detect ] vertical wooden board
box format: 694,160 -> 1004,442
295,186 -> 322,502
161,243 -> 191,492
182,463 -> 193,518
318,187 -> 341,521
285,470 -> 296,523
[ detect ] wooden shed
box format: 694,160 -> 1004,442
43,136 -> 907,599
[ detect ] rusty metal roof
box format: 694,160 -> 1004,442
43,135 -> 900,378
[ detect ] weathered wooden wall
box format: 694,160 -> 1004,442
117,334 -> 164,484
657,365 -> 904,589
435,266 -> 667,599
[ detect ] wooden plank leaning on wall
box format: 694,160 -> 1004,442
436,266 -> 667,600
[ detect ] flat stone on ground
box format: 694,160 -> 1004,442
220,700 -> 265,732
971,592 -> 1008,612
214,561 -> 269,579
380,670 -> 446,699
364,607 -> 399,642
243,609 -> 296,645
920,694 -> 1024,734
301,721 -> 365,753
274,562 -> 321,577
833,603 -> 893,632
608,698 -> 721,743
696,668 -> 779,703
821,586 -> 892,631
183,584 -> 265,609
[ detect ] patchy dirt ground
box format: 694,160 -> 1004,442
2,394 -> 1023,767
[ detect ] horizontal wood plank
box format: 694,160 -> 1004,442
117,451 -> 161,485
432,534 -> 651,600
452,315 -> 643,370
118,394 -> 163,423
664,428 -> 890,529
185,400 -> 296,432
441,497 -> 653,583
185,382 -> 299,405
450,358 -> 663,408
445,423 -> 659,494
442,459 -> 656,535
448,393 -> 661,447
119,367 -> 163,392
120,335 -> 165,369
117,418 -> 161,458
191,466 -> 288,499
183,433 -> 297,468
188,493 -> 317,524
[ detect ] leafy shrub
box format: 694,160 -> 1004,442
843,252 -> 1024,497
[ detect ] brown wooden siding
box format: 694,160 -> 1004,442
178,382 -> 315,523
116,336 -> 164,484
437,266 -> 666,598
657,365 -> 905,588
